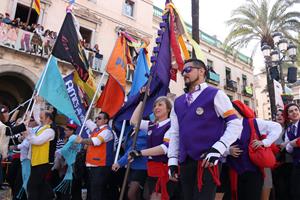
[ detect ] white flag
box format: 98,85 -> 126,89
273,80 -> 284,109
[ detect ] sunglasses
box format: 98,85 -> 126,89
96,117 -> 103,120
181,66 -> 200,76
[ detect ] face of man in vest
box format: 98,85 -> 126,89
288,105 -> 300,123
95,113 -> 108,127
182,61 -> 206,91
40,111 -> 52,125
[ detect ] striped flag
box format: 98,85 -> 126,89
33,0 -> 41,15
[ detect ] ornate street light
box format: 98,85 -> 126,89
261,44 -> 271,59
288,42 -> 297,60
278,38 -> 288,52
272,32 -> 283,45
261,32 -> 298,119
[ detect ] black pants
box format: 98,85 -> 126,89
7,158 -> 24,200
291,165 -> 300,200
27,164 -> 54,200
273,163 -> 293,200
87,166 -> 111,200
237,171 -> 263,200
180,158 -> 219,200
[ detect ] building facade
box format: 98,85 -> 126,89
0,0 -> 255,112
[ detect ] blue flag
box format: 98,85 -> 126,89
114,14 -> 171,122
64,73 -> 91,138
128,49 -> 149,97
36,56 -> 81,125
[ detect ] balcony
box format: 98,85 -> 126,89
242,86 -> 253,97
225,80 -> 237,92
0,22 -> 103,72
207,71 -> 220,85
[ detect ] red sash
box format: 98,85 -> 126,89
197,160 -> 221,192
147,161 -> 169,200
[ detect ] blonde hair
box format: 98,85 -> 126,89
153,96 -> 172,121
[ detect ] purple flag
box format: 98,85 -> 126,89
114,13 -> 171,122
64,73 -> 91,138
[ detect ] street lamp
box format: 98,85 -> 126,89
261,32 -> 297,119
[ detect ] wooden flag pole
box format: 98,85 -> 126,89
26,0 -> 34,25
119,74 -> 153,200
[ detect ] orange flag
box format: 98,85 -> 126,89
96,35 -> 127,117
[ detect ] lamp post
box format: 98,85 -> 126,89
261,32 -> 297,119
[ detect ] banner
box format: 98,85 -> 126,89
273,80 -> 284,109
64,73 -> 91,138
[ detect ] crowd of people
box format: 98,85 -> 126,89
0,59 -> 300,200
0,12 -> 102,66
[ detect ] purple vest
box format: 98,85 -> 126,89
147,121 -> 170,163
287,121 -> 300,165
226,118 -> 260,174
174,86 -> 225,163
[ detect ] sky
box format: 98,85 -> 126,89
153,0 -> 299,74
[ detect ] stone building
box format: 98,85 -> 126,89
0,0 -> 255,112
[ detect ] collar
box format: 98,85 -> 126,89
293,120 -> 299,128
98,124 -> 108,129
156,118 -> 170,128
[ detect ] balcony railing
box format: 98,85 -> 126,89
207,71 -> 220,85
242,86 -> 253,97
0,22 -> 103,72
225,79 -> 238,92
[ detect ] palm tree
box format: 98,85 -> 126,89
191,0 -> 199,57
225,0 -> 300,51
224,0 -> 300,118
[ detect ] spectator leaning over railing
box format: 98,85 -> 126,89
2,13 -> 11,25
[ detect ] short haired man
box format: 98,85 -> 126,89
76,112 -> 114,200
167,59 -> 242,200
27,111 -> 55,200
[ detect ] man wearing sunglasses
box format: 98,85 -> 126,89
75,112 -> 114,200
167,58 -> 242,200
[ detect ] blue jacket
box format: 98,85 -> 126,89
118,130 -> 148,170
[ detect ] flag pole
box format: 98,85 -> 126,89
114,120 -> 126,164
10,96 -> 33,115
25,55 -> 53,124
119,74 -> 153,200
78,72 -> 106,136
26,0 -> 34,25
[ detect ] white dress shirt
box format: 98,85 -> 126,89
285,120 -> 299,153
140,118 -> 171,154
168,82 -> 242,166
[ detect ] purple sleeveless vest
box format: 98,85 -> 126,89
287,121 -> 300,165
147,121 -> 170,163
226,118 -> 260,174
174,86 -> 225,163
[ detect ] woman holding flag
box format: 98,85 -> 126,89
129,95 -> 179,200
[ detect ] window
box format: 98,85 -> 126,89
244,100 -> 249,106
225,67 -> 231,81
124,0 -> 134,17
207,59 -> 213,69
79,27 -> 93,47
15,3 -> 39,25
242,74 -> 247,87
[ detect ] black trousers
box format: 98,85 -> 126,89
237,171 -> 263,200
291,165 -> 300,200
27,163 -> 54,200
273,163 -> 293,200
180,158 -> 219,200
87,166 -> 111,200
